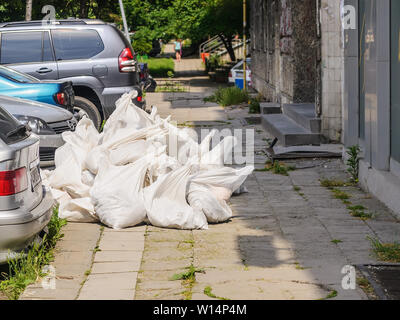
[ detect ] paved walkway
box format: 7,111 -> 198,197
19,57 -> 400,300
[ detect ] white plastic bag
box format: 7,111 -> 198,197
90,157 -> 148,229
144,165 -> 208,230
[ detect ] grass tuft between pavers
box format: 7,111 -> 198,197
369,237 -> 400,263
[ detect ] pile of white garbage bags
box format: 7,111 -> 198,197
42,91 -> 254,230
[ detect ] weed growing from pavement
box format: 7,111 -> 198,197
0,207 -> 66,300
348,205 -> 373,220
346,145 -> 361,183
331,239 -> 343,244
171,265 -> 205,300
369,237 -> 400,263
357,277 -> 377,298
204,87 -> 249,107
320,179 -> 349,188
204,286 -> 230,300
332,188 -> 351,201
255,161 -> 295,176
323,290 -> 338,300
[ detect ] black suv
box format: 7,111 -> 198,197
0,19 -> 145,129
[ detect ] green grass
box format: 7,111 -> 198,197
254,161 -> 295,176
348,205 -> 373,220
171,265 -> 204,300
204,87 -> 249,107
147,58 -> 175,78
331,239 -> 343,244
369,237 -> 400,263
320,179 -> 349,188
332,188 -> 351,200
0,207 -> 66,300
204,286 -> 230,300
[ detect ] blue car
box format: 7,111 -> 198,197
0,65 -> 74,113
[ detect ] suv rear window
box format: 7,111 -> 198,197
52,29 -> 104,60
0,106 -> 29,144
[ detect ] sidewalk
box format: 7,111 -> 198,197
20,57 -> 400,300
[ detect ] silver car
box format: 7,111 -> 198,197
0,95 -> 77,167
0,106 -> 53,264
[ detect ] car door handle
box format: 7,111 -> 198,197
36,67 -> 53,74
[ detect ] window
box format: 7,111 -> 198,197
0,32 -> 43,64
43,31 -> 54,62
52,29 -> 104,61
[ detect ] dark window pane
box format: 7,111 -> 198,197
43,32 -> 54,62
391,0 -> 400,162
52,29 -> 104,60
1,32 -> 42,64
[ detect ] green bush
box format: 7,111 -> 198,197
249,98 -> 261,114
204,87 -> 249,107
147,58 -> 175,78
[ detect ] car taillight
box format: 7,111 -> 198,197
137,96 -> 142,102
229,72 -> 232,78
55,92 -> 66,106
119,48 -> 135,72
0,168 -> 28,196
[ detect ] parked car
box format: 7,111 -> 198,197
0,65 -> 74,114
0,19 -> 145,129
0,106 -> 53,264
0,95 -> 77,167
228,58 -> 252,89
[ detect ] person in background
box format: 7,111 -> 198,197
174,39 -> 182,62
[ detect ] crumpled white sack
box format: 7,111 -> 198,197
144,165 -> 208,230
190,166 -> 254,201
58,195 -> 97,223
90,156 -> 148,229
187,182 -> 233,223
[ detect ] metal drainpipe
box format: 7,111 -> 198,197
315,0 -> 322,118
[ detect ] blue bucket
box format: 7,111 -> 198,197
235,78 -> 244,89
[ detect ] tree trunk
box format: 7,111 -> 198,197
218,34 -> 236,62
25,0 -> 33,21
80,0 -> 90,18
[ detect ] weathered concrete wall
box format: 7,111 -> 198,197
320,0 -> 344,142
250,0 -> 317,104
250,0 -> 343,142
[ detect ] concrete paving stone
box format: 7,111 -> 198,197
62,222 -> 100,232
61,230 -> 101,242
91,261 -> 141,274
289,171 -> 322,186
78,272 -> 138,300
103,225 -> 147,233
94,250 -> 143,263
298,259 -> 350,285
99,239 -> 144,251
56,239 -> 99,252
365,220 -> 400,243
138,269 -> 188,282
20,288 -> 79,300
328,284 -> 365,300
101,231 -> 145,243
306,198 -> 348,209
140,257 -> 191,271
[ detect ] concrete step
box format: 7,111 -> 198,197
260,103 -> 282,115
283,103 -> 321,134
261,114 -> 321,147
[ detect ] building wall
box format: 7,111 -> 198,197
320,0 -> 344,142
343,0 -> 400,216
